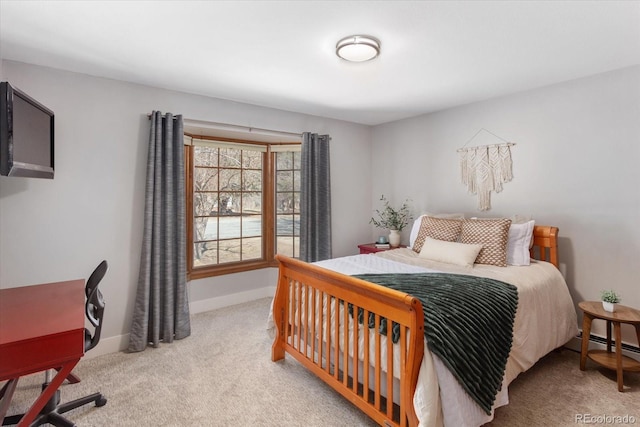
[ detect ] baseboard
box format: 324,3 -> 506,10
564,331 -> 640,360
85,334 -> 130,359
85,286 -> 277,358
189,285 -> 276,314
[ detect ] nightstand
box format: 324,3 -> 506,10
358,243 -> 405,255
579,301 -> 640,392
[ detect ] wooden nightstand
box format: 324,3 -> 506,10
579,301 -> 640,392
358,243 -> 405,254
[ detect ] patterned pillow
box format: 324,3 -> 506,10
459,218 -> 512,266
409,212 -> 465,247
412,216 -> 463,253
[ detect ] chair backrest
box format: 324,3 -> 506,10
85,260 -> 107,352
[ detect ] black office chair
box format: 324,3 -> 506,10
3,261 -> 108,427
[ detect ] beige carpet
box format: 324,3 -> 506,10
4,297 -> 639,426
487,347 -> 639,426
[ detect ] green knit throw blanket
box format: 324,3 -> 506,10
352,272 -> 518,415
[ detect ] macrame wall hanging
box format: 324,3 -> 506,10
457,128 -> 515,211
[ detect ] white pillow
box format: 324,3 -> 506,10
506,220 -> 535,266
418,237 -> 483,267
511,214 -> 535,249
409,212 -> 465,248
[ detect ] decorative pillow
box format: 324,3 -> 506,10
418,237 -> 483,267
412,216 -> 463,253
507,220 -> 535,266
459,218 -> 512,266
409,212 -> 465,247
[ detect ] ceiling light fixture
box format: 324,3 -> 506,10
336,35 -> 381,62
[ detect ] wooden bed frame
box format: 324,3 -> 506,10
271,225 -> 560,427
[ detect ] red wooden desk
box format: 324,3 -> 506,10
0,280 -> 85,426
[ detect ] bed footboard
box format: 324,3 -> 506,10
271,255 -> 424,427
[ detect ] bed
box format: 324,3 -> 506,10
269,218 -> 578,427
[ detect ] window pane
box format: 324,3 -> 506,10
194,146 -> 218,167
242,170 -> 262,191
195,168 -> 218,191
195,217 -> 218,241
293,151 -> 301,169
219,216 -> 241,239
217,192 -> 241,215
242,215 -> 261,238
194,193 -> 217,216
293,214 -> 300,234
219,239 -> 241,263
219,169 -> 241,192
277,236 -> 294,257
219,148 -> 242,168
292,193 -> 300,214
293,236 -> 299,258
243,192 -> 262,214
277,214 -> 294,236
194,242 -> 217,266
276,151 -> 294,170
276,171 -> 293,191
241,237 -> 262,260
276,193 -> 295,214
242,150 -> 262,169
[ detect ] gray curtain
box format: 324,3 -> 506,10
128,111 -> 191,352
300,132 -> 332,262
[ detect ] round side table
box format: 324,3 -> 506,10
579,301 -> 640,392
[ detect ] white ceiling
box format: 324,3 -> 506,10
1,1 -> 639,126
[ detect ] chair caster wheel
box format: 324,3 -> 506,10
96,396 -> 107,407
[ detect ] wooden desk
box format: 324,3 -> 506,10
579,301 -> 640,392
0,280 -> 85,426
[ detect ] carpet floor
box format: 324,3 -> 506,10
3,297 -> 638,426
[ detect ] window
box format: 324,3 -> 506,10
275,150 -> 301,259
185,135 -> 300,278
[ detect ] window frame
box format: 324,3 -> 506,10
185,134 -> 300,280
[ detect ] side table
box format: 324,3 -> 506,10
358,243 -> 406,255
579,301 -> 640,392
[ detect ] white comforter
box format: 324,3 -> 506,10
268,250 -> 578,427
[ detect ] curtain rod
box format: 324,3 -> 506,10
147,114 -> 302,139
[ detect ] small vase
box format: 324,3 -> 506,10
602,301 -> 616,313
388,230 -> 401,248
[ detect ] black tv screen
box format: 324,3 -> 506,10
0,82 -> 55,179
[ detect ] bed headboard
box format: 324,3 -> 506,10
530,225 -> 559,268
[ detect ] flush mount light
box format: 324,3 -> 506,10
336,35 -> 381,62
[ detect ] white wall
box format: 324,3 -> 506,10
372,65 -> 640,343
0,60 -> 373,354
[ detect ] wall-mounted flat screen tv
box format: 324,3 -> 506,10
0,82 -> 55,179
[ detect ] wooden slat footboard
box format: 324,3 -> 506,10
271,255 -> 424,427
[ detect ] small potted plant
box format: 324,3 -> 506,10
600,289 -> 621,313
370,195 -> 412,248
